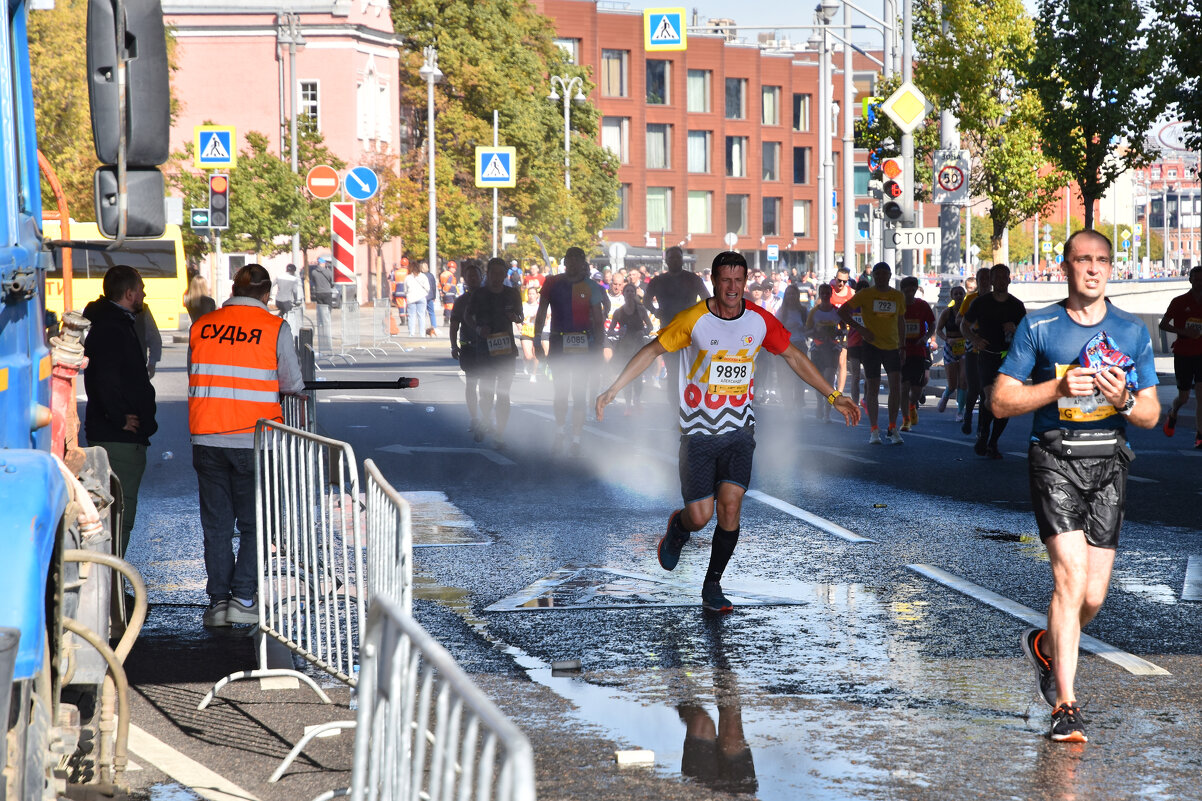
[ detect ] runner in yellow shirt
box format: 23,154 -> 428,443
838,262 -> 906,444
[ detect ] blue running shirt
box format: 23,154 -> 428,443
998,300 -> 1158,436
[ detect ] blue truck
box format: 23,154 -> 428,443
0,1 -> 168,798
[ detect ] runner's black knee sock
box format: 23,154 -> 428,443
977,403 -> 993,439
705,526 -> 740,584
988,416 -> 1009,446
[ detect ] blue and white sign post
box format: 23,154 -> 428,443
475,147 -> 517,188
766,244 -> 780,263
344,165 -> 379,202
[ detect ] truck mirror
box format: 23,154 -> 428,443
94,167 -> 166,238
87,0 -> 170,167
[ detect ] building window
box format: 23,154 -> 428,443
601,50 -> 628,97
793,146 -> 812,184
601,117 -> 630,163
356,59 -> 390,144
687,69 -> 710,112
793,199 -> 811,236
854,164 -> 869,195
762,86 -> 780,125
725,78 -> 746,119
688,190 -> 712,234
300,80 -> 320,132
605,184 -> 631,230
553,38 -> 580,64
726,194 -> 749,235
647,187 -> 673,232
762,142 -> 780,181
726,136 -> 747,178
687,130 -> 711,173
762,197 -> 780,236
646,60 -> 670,105
792,93 -> 811,132
1168,168 -> 1178,178
647,123 -> 672,169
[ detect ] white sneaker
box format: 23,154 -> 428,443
887,428 -> 904,445
868,429 -> 882,445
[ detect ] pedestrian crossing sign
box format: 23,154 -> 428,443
193,125 -> 236,169
475,147 -> 517,188
644,8 -> 687,51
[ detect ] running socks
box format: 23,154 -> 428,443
705,526 -> 740,585
957,388 -> 966,410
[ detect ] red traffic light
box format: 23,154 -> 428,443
884,180 -> 902,199
209,174 -> 228,193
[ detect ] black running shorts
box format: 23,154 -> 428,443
860,343 -> 901,380
678,426 -> 756,504
1173,353 -> 1202,391
1028,442 -> 1128,549
978,351 -> 1006,387
901,354 -> 926,385
811,342 -> 840,373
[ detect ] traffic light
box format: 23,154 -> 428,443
208,173 -> 230,229
880,156 -> 904,221
501,215 -> 518,247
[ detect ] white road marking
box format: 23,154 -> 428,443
1183,556 -> 1202,602
1127,475 -> 1158,483
745,490 -> 875,543
127,724 -> 260,801
901,431 -> 976,447
378,444 -> 515,466
518,407 -> 873,544
908,563 -> 1171,676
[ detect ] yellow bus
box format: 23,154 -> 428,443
42,220 -> 187,330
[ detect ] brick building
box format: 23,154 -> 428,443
163,0 -> 404,297
535,0 -> 884,273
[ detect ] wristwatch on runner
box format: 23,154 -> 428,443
1119,393 -> 1136,416
826,390 -> 843,406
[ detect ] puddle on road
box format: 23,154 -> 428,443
146,782 -> 202,801
416,572 -> 1035,799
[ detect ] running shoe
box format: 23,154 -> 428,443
1049,702 -> 1087,743
987,445 -> 1002,459
1163,409 -> 1177,437
887,427 -> 904,445
868,428 -> 882,445
910,405 -> 919,426
974,434 -> 988,455
224,596 -> 259,625
961,416 -> 973,436
937,391 -> 949,413
954,412 -> 965,423
568,437 -> 582,457
900,419 -> 911,432
1021,628 -> 1057,707
203,599 -> 230,628
1195,433 -> 1202,450
657,510 -> 690,571
701,580 -> 734,613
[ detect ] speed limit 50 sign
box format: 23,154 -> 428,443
932,149 -> 970,205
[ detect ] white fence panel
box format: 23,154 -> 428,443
350,598 -> 536,801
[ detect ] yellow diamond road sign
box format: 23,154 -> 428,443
881,82 -> 928,134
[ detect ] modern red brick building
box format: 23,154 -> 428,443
535,0 -> 884,273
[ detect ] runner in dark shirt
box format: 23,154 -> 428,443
962,264 -> 1026,458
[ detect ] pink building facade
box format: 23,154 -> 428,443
163,0 -> 404,297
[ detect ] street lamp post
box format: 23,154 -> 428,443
419,47 -> 443,275
548,75 -> 586,190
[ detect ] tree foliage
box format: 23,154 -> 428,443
170,130 -> 306,261
391,0 -> 620,264
1153,0 -> 1202,157
854,73 -> 940,204
29,0 -> 99,220
914,0 -> 1064,257
1029,0 -> 1165,229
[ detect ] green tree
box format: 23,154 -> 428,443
391,0 -> 619,263
1153,0 -> 1202,154
1029,0 -> 1165,229
915,0 -> 1064,259
170,130 -> 306,261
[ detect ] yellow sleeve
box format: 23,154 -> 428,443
657,301 -> 708,353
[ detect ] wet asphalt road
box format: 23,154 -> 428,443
114,333 -> 1202,801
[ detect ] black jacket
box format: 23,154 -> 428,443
82,298 -> 158,446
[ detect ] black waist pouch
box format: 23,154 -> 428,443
1037,428 -> 1132,461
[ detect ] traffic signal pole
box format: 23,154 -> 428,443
900,0 -> 914,275
938,1 -> 961,275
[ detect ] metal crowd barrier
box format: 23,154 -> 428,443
348,597 -> 537,801
269,458 -> 414,783
198,420 -> 365,710
281,392 -> 315,433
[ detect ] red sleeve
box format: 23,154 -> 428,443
747,302 -> 792,355
922,300 -> 936,327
